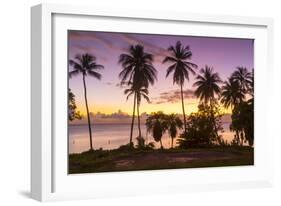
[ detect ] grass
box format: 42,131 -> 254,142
68,146 -> 254,174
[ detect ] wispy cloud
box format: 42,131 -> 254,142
151,89 -> 195,104
120,34 -> 170,63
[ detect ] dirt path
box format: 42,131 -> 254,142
114,150 -> 245,169
69,148 -> 254,173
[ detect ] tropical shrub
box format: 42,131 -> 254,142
177,103 -> 223,148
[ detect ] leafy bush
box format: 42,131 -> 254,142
177,103 -> 223,148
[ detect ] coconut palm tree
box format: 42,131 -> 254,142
220,77 -> 246,146
220,78 -> 245,109
231,66 -> 252,93
193,66 -> 222,141
146,112 -> 167,149
193,66 -> 222,105
69,53 -> 104,151
166,114 -> 183,148
248,69 -> 254,98
163,41 -> 198,132
119,44 -> 157,146
124,84 -> 150,140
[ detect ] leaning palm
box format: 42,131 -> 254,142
124,85 -> 150,140
220,78 -> 245,109
163,41 -> 198,132
193,65 -> 222,105
119,44 -> 157,146
166,114 -> 183,148
69,53 -> 104,151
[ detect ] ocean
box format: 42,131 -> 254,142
69,123 -> 235,154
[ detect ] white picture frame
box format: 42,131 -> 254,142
31,3 -> 274,202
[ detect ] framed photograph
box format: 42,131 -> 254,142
31,3 -> 274,201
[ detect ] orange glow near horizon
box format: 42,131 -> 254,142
75,100 -> 232,117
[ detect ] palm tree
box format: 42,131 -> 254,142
193,66 -> 222,141
220,78 -> 246,146
220,78 -> 245,109
119,44 -> 157,146
248,69 -> 254,98
69,53 -> 104,151
146,112 -> 167,149
166,114 -> 183,148
231,66 -> 252,93
124,84 -> 150,140
163,41 -> 198,132
193,66 -> 222,105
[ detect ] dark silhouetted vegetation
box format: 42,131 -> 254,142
68,89 -> 82,121
177,103 -> 223,148
163,41 -> 198,132
118,45 -> 157,147
68,42 -> 254,174
69,53 -> 104,150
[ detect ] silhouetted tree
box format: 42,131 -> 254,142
193,66 -> 222,104
69,53 -> 104,150
166,114 -> 183,148
119,45 -> 157,147
68,89 -> 82,121
193,66 -> 222,140
124,84 -> 150,140
163,41 -> 198,132
221,67 -> 254,146
146,112 -> 168,149
220,78 -> 245,109
231,66 -> 252,93
177,104 -> 223,148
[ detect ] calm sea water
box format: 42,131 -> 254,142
69,123 -> 235,154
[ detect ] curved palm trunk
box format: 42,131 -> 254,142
180,84 -> 187,132
129,93 -> 137,147
137,103 -> 142,138
82,74 -> 93,151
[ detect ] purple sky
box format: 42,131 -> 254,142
68,30 -> 254,116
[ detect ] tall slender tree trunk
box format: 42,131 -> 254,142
137,102 -> 142,138
160,139 -> 163,149
180,84 -> 187,132
129,93 -> 137,147
171,137 -> 174,149
82,74 -> 93,151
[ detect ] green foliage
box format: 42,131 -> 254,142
177,103 -> 223,148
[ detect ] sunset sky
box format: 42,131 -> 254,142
68,30 -> 254,118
